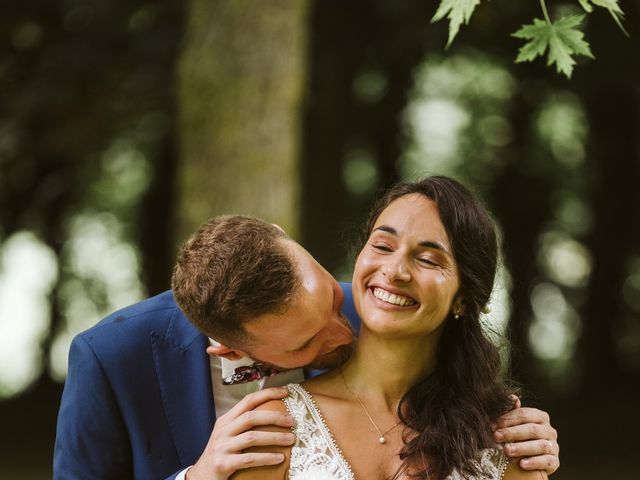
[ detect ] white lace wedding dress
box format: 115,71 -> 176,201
283,383 -> 510,480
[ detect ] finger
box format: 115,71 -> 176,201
509,394 -> 521,410
224,430 -> 296,453
227,410 -> 295,436
219,452 -> 287,473
502,438 -> 558,458
224,387 -> 290,420
495,407 -> 550,429
518,454 -> 560,475
494,422 -> 557,443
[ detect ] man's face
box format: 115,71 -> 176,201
240,239 -> 355,370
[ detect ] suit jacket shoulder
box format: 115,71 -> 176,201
54,291 -> 214,480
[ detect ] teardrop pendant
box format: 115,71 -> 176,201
379,436 -> 386,444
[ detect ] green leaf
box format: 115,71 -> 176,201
578,0 -> 593,13
582,0 -> 628,35
512,15 -> 594,78
432,0 -> 482,47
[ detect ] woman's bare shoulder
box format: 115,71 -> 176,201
502,459 -> 548,480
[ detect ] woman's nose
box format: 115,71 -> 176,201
382,258 -> 410,282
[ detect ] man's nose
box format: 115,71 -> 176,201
325,322 -> 352,349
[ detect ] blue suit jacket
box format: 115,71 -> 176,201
53,282 -> 359,480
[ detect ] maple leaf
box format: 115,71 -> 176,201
579,0 -> 628,35
512,15 -> 594,78
432,0 -> 482,47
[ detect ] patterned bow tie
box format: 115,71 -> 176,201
222,362 -> 284,385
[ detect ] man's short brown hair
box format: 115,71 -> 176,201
172,215 -> 301,344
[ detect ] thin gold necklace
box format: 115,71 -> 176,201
339,368 -> 402,444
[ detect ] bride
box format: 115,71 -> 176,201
231,176 -> 547,480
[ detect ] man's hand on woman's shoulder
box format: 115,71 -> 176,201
187,387 -> 295,480
493,397 -> 559,475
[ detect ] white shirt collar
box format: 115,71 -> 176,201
208,338 -> 259,380
208,338 -> 304,387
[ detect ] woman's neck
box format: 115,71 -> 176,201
339,326 -> 442,412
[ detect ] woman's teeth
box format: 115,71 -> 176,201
372,287 -> 417,307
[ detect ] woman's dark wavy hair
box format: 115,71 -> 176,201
363,176 -> 515,479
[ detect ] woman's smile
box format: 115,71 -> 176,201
370,286 -> 418,308
353,193 -> 460,337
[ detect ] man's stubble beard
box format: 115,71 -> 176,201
251,337 -> 357,372
307,339 -> 356,370
308,312 -> 358,370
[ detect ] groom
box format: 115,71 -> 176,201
54,215 -> 560,480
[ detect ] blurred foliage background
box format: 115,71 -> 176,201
1,1 -> 638,478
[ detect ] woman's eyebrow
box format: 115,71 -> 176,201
373,225 -> 451,255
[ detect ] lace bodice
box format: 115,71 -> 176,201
284,383 -> 354,479
283,383 -> 509,480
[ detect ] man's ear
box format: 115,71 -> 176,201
206,344 -> 250,361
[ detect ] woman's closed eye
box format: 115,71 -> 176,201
417,256 -> 439,267
372,243 -> 393,252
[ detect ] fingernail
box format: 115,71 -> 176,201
285,433 -> 296,443
281,387 -> 289,394
506,444 -> 516,455
283,415 -> 294,426
521,459 -> 530,468
494,430 -> 504,441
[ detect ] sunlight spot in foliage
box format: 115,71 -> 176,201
401,52 -> 515,183
129,4 -> 160,33
64,6 -> 95,32
614,258 -> 640,371
622,257 -> 640,312
95,141 -> 152,209
616,314 -> 640,371
479,115 -> 513,147
353,69 -> 388,104
529,282 -> 581,360
553,196 -> 593,236
411,53 -> 515,101
538,231 -> 592,288
50,213 -> 145,381
622,274 -> 640,312
11,22 -> 43,51
343,148 -> 378,196
0,232 -> 57,398
402,98 -> 469,174
536,93 -> 587,167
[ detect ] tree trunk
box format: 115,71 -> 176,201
176,0 -> 310,242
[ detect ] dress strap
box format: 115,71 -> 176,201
283,383 -> 355,479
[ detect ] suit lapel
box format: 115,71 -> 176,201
151,308 -> 216,466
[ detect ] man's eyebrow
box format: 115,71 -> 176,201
373,225 -> 451,255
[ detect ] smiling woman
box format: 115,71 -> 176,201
352,193 -> 461,341
231,176 -> 553,480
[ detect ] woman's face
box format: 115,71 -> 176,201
353,193 -> 461,339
